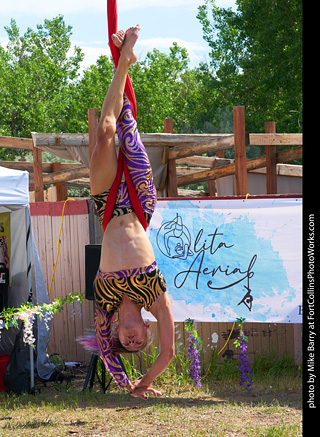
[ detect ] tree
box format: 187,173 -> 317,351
0,16 -> 83,159
197,0 -> 302,133
65,55 -> 115,133
130,43 -> 190,133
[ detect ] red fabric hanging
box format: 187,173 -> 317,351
102,149 -> 148,232
102,0 -> 147,232
107,0 -> 137,119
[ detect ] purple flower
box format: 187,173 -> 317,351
187,332 -> 203,388
234,322 -> 253,393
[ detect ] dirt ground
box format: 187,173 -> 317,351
0,365 -> 303,437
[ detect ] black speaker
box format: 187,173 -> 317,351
85,244 -> 101,300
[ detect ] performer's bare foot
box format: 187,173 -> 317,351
111,30 -> 125,50
120,24 -> 141,65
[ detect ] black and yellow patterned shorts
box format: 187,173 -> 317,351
93,261 -> 167,313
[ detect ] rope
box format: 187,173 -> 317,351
48,198 -> 75,300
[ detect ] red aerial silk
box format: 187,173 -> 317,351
107,0 -> 137,119
102,0 -> 147,232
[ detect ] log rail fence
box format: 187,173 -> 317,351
0,105 -> 302,200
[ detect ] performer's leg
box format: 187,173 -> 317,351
89,27 -> 140,195
116,99 -> 157,217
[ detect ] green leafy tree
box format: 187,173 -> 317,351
66,55 -> 114,133
0,15 -> 83,159
130,43 -> 190,133
197,0 -> 302,133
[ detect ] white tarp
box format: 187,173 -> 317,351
0,166 -> 29,207
0,166 -> 55,380
145,197 -> 302,323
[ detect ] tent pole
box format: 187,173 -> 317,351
29,345 -> 35,388
26,209 -> 35,390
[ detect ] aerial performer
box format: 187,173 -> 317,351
86,1 -> 175,400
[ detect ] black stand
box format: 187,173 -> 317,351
83,354 -> 127,393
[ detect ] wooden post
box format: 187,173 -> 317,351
233,106 -> 248,195
265,121 -> 277,194
32,138 -> 44,202
88,108 -> 99,161
208,150 -> 226,196
52,162 -> 68,201
164,118 -> 178,197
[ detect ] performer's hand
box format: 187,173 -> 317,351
129,381 -> 162,400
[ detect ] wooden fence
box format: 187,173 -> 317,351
30,200 -> 94,364
0,105 -> 302,201
29,199 -> 302,368
2,105 -> 303,368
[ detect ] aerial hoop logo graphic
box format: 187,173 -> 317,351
156,213 -> 194,260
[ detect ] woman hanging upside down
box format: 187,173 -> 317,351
89,25 -> 175,400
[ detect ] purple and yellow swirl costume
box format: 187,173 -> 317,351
90,94 -> 166,389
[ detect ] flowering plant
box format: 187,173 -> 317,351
185,318 -> 203,388
0,292 -> 84,346
234,317 -> 253,393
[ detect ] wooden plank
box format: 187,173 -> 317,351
47,215 -> 58,355
268,323 -> 278,358
176,157 -> 302,178
293,323 -> 302,365
249,163 -> 302,178
31,132 -> 302,150
202,323 -> 218,365
29,166 -> 89,186
174,322 -> 185,357
260,323 -> 272,357
283,324 -> 294,359
48,215 -> 65,356
277,324 -> 287,359
177,156 -> 216,168
0,136 -> 33,150
0,161 -> 83,173
51,162 -> 68,201
63,178 -> 90,189
62,215 -> 77,361
33,132 -> 89,148
176,146 -> 302,187
71,214 -> 91,363
177,189 -> 209,197
233,106 -> 248,195
244,323 -> 255,362
265,121 -> 277,194
164,118 -> 178,197
249,133 -> 302,146
168,135 -> 234,160
43,215 -> 55,292
31,136 -> 44,202
88,108 -> 99,160
208,160 -> 216,196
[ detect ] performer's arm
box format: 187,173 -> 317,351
95,307 -> 132,390
95,307 -> 163,399
131,293 -> 175,392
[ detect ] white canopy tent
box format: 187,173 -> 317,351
0,166 -> 56,386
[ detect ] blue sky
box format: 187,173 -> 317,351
0,0 -> 236,70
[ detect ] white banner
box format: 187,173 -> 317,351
145,197 -> 302,323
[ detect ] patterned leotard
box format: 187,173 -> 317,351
91,94 -> 157,227
91,94 -> 164,389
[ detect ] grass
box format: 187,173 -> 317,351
0,351 -> 302,436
